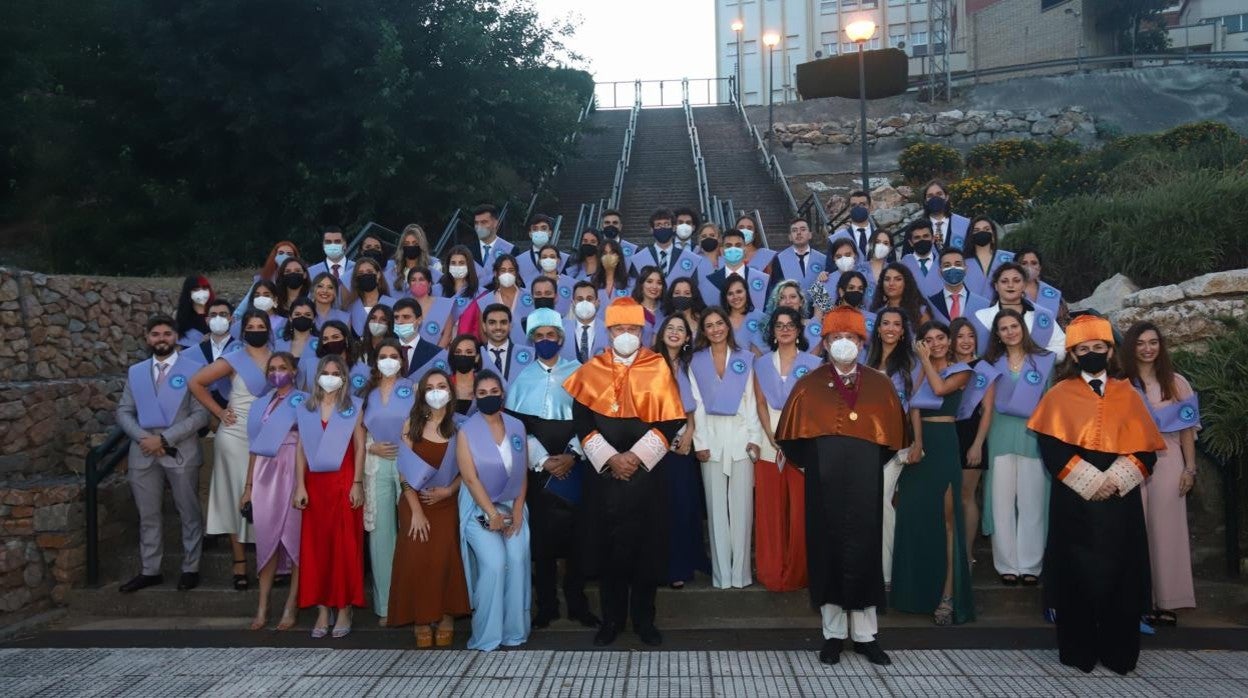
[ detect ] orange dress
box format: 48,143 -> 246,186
387,439 -> 471,626
297,423 -> 365,609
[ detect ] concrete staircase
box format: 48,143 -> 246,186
542,110 -> 632,244
616,108 -> 701,247
693,106 -> 795,245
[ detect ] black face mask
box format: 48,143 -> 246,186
579,243 -> 598,259
402,245 -> 421,260
476,394 -> 504,415
289,315 -> 315,333
700,238 -> 719,253
925,197 -> 948,215
319,339 -> 347,357
971,230 -> 993,247
532,297 -> 556,310
842,290 -> 865,308
1075,350 -> 1110,375
912,239 -> 935,256
243,330 -> 269,348
356,274 -> 379,293
601,225 -> 620,239
449,354 -> 477,374
282,272 -> 305,288
672,296 -> 693,312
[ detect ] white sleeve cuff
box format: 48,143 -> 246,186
1061,459 -> 1107,501
526,436 -> 550,472
630,429 -> 670,471
583,433 -> 619,473
1107,456 -> 1147,495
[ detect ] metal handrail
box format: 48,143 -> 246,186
345,221 -> 401,260
608,88 -> 641,210
927,50 -> 1248,89
751,208 -> 771,251
729,85 -> 800,220
85,426 -> 130,587
433,208 -> 462,258
797,193 -> 832,236
683,79 -> 713,222
596,77 -> 734,109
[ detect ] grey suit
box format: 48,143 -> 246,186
115,355 -> 211,576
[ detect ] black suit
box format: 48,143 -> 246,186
401,338 -> 444,379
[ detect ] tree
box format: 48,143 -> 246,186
1091,0 -> 1172,56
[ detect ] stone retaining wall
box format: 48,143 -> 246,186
1109,269 -> 1248,352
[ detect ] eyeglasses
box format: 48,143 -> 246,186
773,322 -> 798,331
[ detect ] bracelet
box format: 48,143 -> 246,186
353,480 -> 363,485
244,484 -> 252,490
1183,468 -> 1196,476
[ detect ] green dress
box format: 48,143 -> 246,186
890,391 -> 976,624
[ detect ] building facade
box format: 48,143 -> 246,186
714,0 -> 970,106
965,0 -> 1112,74
1165,0 -> 1248,53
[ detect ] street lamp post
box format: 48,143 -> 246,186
763,32 -> 780,146
731,19 -> 744,103
845,19 -> 876,192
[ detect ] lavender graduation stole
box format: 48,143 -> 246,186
690,348 -> 754,416
363,381 -> 416,444
674,365 -> 697,413
248,391 -> 307,457
1028,305 -> 1058,349
1034,282 -> 1063,316
992,352 -> 1056,418
957,360 -> 1001,421
743,311 -> 769,352
754,351 -> 822,410
296,395 -> 362,472
396,434 -> 460,490
348,361 -> 372,394
449,291 -> 473,321
890,369 -> 911,414
128,359 -> 192,430
463,413 -> 527,503
744,270 -> 769,311
910,362 -> 972,411
224,350 -> 271,397
1138,385 -> 1202,434
419,297 -> 455,344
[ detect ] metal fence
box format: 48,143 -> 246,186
595,78 -> 734,109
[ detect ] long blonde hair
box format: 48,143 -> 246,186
307,355 -> 355,412
391,224 -> 433,291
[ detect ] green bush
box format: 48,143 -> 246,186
897,142 -> 962,184
1175,319 -> 1248,464
1043,138 -> 1083,161
1155,120 -> 1242,151
1031,157 -> 1104,205
965,140 -> 1044,173
948,175 -> 1026,223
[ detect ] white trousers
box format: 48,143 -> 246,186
701,457 -> 754,589
990,453 -> 1047,576
821,604 -> 878,642
880,449 -> 907,584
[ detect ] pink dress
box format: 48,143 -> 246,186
252,398 -> 301,573
1140,375 -> 1197,610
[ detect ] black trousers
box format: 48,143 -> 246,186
599,577 -> 657,630
529,478 -> 589,616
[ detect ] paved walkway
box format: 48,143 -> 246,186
2,647 -> 1248,696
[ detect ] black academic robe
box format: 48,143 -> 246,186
1037,434 -> 1156,674
510,411 -> 582,562
572,401 -> 683,584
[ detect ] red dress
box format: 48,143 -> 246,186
298,422 -> 365,609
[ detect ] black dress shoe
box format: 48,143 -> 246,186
636,625 -> 662,646
177,572 -> 200,591
819,638 -> 843,665
568,609 -> 601,628
119,574 -> 163,593
532,609 -> 559,629
593,623 -> 620,647
853,640 -> 892,666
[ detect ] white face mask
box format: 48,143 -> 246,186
873,243 -> 891,260
190,289 -> 210,305
425,388 -> 451,410
377,357 -> 402,377
835,256 -> 856,273
675,223 -> 694,240
367,321 -> 389,337
252,296 -> 275,312
574,300 -> 597,321
530,231 -> 550,248
828,338 -> 860,364
207,316 -> 230,335
449,264 -> 468,280
497,272 -> 516,288
317,374 -> 344,393
539,257 -> 559,272
612,331 -> 641,357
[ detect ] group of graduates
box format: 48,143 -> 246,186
114,191 -> 1202,673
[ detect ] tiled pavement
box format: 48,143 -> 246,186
2,647 -> 1248,697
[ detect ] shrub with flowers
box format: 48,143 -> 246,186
1031,157 -> 1105,205
965,139 -> 1044,174
898,142 -> 962,184
948,175 -> 1026,223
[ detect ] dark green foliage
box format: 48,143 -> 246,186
1,0 -> 592,274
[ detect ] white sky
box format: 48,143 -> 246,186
531,0 -> 717,102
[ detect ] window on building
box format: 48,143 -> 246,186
824,43 -> 840,56
727,42 -> 738,58
1041,0 -> 1069,11
911,29 -> 928,51
888,24 -> 906,47
820,0 -> 838,14
744,39 -> 759,55
889,0 -> 906,5
1206,14 -> 1248,33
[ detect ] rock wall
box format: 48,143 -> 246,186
1109,269 -> 1248,352
772,107 -> 1097,153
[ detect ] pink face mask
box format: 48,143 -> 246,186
411,280 -> 430,298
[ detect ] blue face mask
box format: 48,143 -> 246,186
653,227 -> 674,244
941,266 -> 967,286
723,246 -> 745,264
323,243 -> 344,259
394,323 -> 416,340
530,230 -> 550,248
739,228 -> 755,245
925,197 -> 947,215
850,205 -> 870,223
275,252 -> 291,267
534,339 -> 561,360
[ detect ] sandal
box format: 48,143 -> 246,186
1154,610 -> 1178,626
1020,575 -> 1039,587
233,559 -> 249,591
415,625 -> 433,649
934,596 -> 954,626
1000,574 -> 1019,586
435,625 -> 454,647
277,611 -> 298,631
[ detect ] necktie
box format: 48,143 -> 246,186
857,228 -> 867,256
935,221 -> 944,244
1090,379 -> 1103,397
580,324 -> 590,363
331,264 -> 341,282
156,362 -> 169,391
404,344 -> 413,371
490,347 -> 504,372
919,258 -> 929,275
797,252 -> 808,276
483,244 -> 492,262
659,249 -> 668,272
842,372 -> 856,389
950,292 -> 961,319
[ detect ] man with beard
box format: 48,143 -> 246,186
562,298 -> 685,646
776,306 -> 908,666
115,315 -> 211,592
